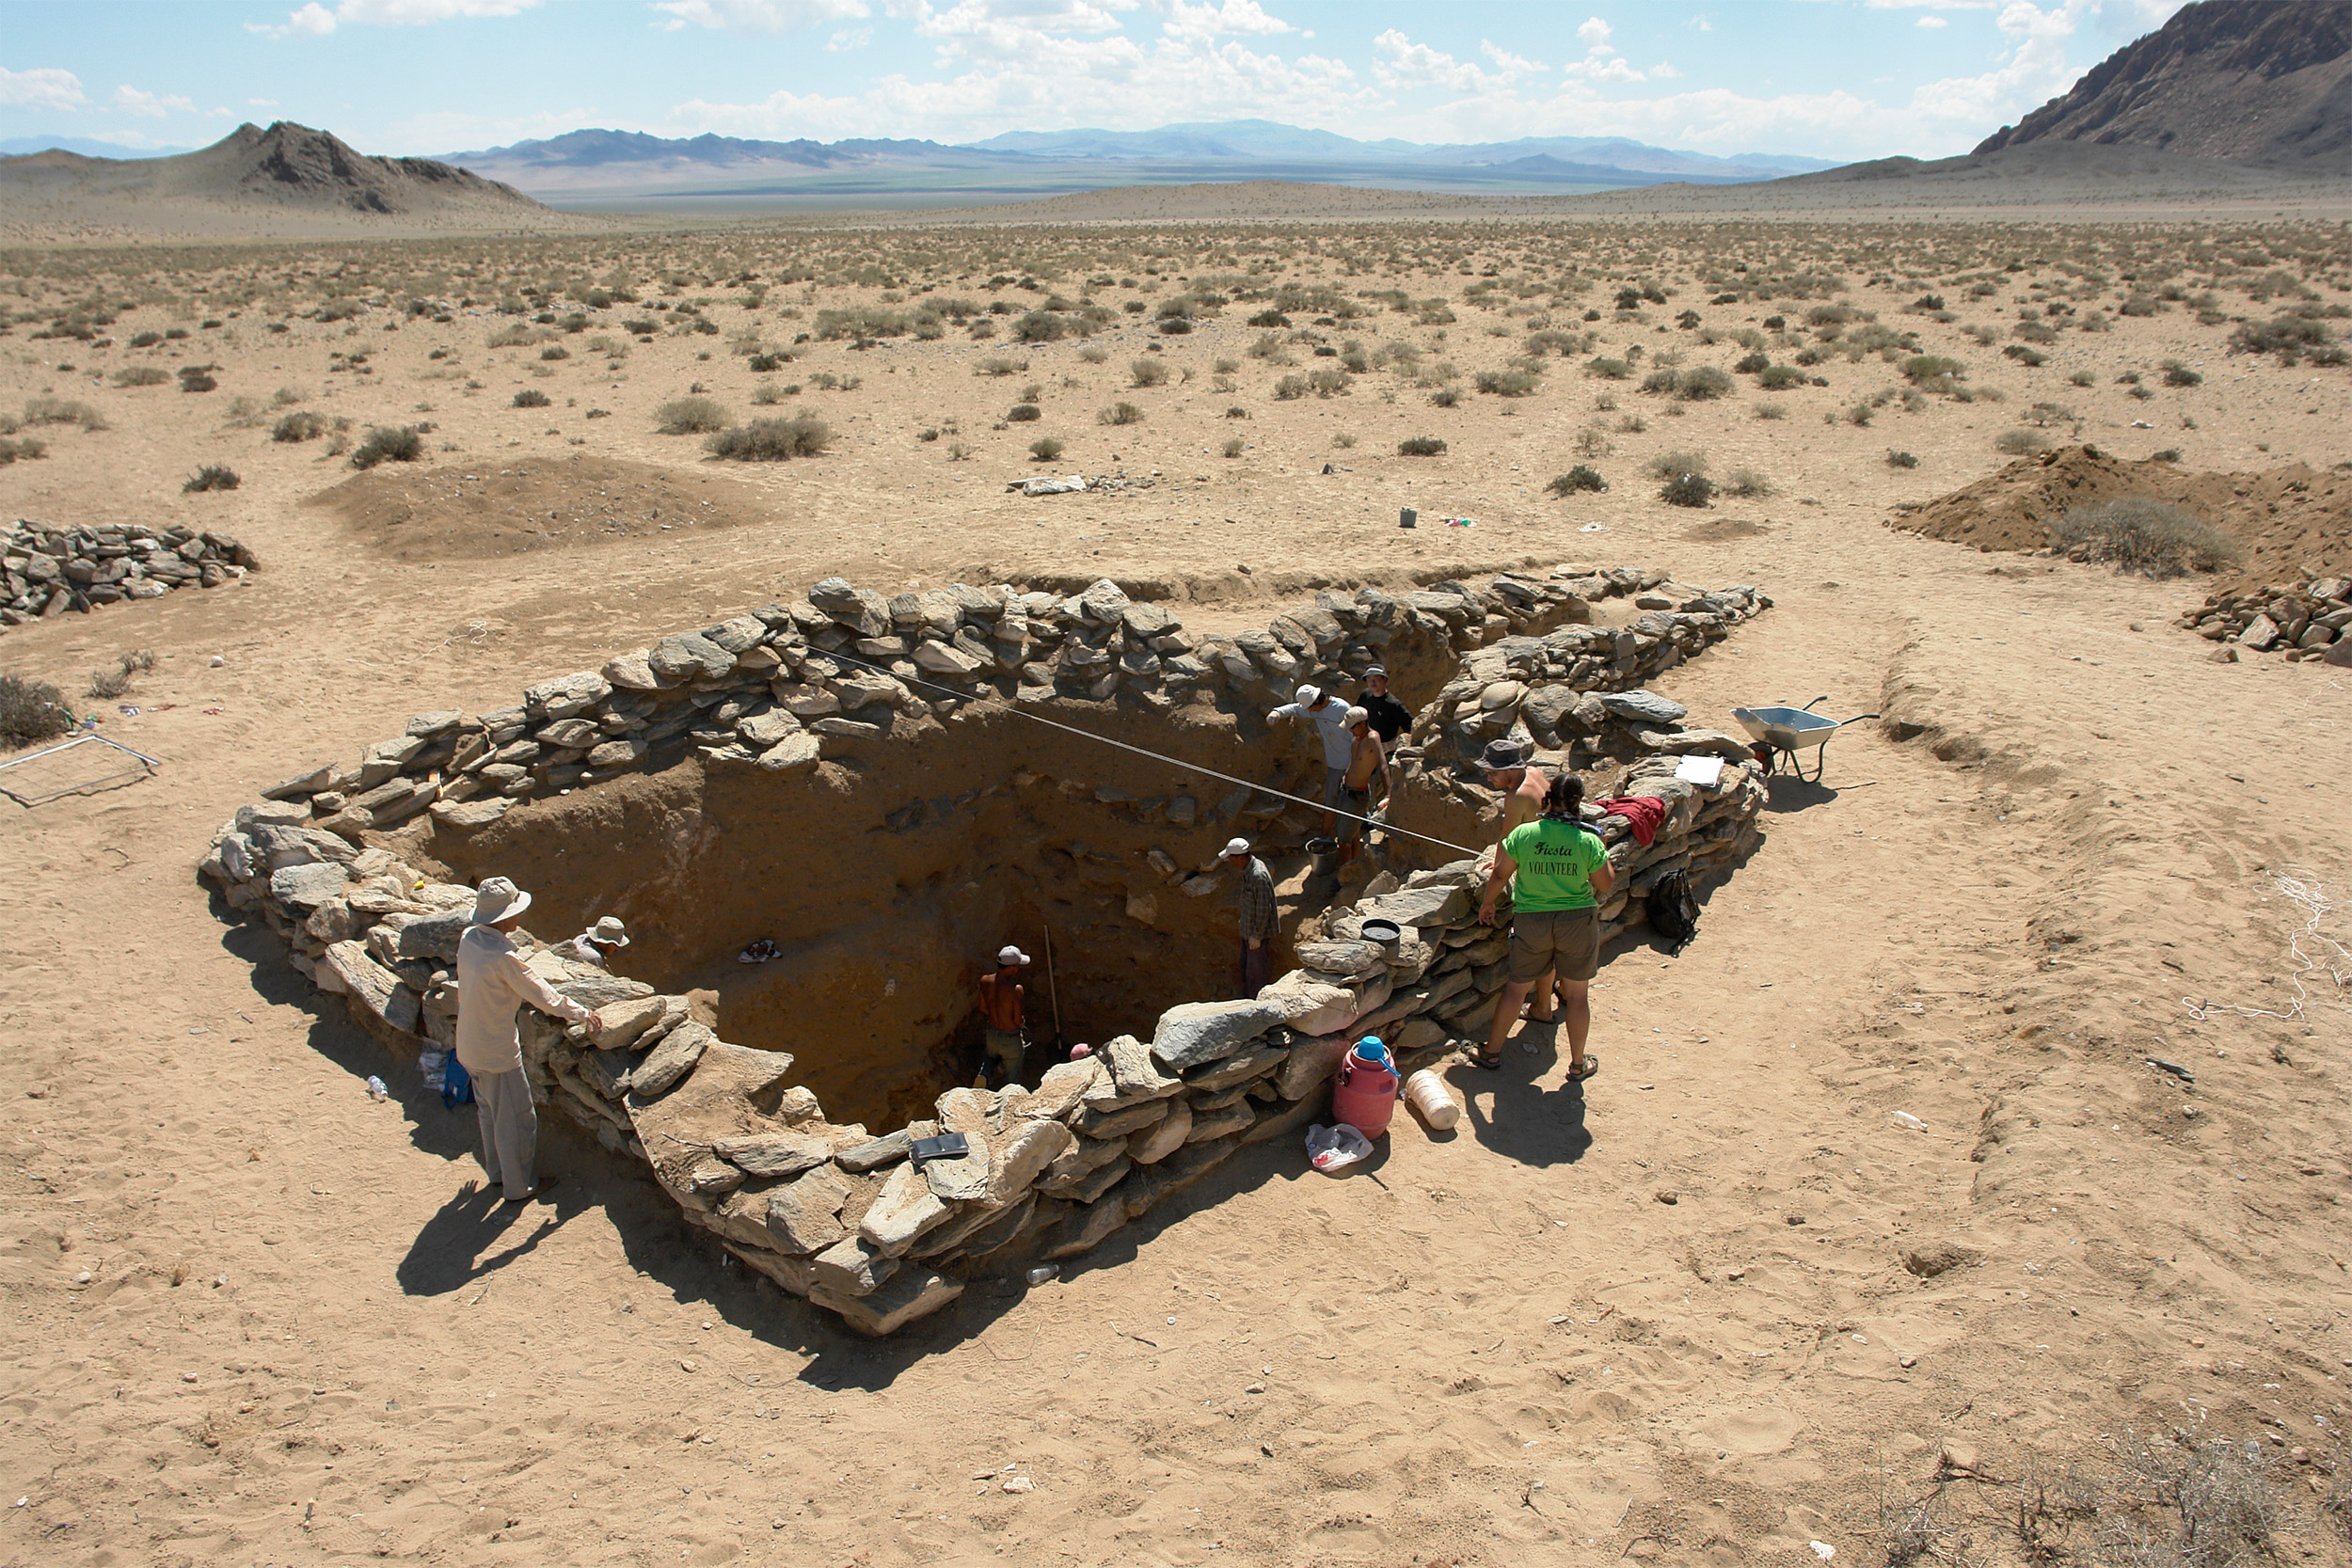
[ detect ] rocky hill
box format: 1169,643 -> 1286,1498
1977,0 -> 2352,164
0,121 -> 566,239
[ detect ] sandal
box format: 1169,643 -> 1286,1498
1567,1054 -> 1599,1083
1470,1046 -> 1505,1071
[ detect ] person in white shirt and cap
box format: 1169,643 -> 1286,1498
976,944 -> 1031,1088
456,878 -> 606,1205
1266,683 -> 1354,834
558,915 -> 631,970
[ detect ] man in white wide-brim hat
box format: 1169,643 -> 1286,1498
456,878 -> 606,1205
559,915 -> 631,970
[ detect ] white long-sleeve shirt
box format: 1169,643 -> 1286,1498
1271,698 -> 1355,768
455,925 -> 593,1075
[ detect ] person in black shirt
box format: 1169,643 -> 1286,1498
1356,666 -> 1411,745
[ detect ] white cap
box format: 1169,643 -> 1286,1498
1223,837 -> 1251,858
1345,705 -> 1369,725
1294,685 -> 1322,707
997,945 -> 1030,966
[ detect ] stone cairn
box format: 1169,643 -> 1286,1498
2178,576 -> 2352,665
2,520 -> 255,626
199,566 -> 1766,1337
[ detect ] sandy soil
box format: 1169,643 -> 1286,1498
2,207 -> 2349,1567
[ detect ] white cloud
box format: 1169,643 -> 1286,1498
249,97 -> 280,105
0,64 -> 87,112
1576,15 -> 1612,51
653,0 -> 867,32
115,85 -> 199,118
1688,12 -> 1712,30
1648,59 -> 1681,77
250,0 -> 540,37
1162,0 -> 1294,44
826,24 -> 873,47
1480,40 -> 1547,80
1917,13 -> 1947,24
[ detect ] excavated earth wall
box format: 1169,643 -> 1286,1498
199,563 -> 1769,1336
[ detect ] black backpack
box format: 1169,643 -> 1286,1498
1646,869 -> 1701,956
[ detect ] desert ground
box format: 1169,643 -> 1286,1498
2,203 -> 2350,1567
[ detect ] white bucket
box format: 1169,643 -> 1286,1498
1403,1068 -> 1460,1130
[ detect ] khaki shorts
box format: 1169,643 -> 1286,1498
1508,908 -> 1600,985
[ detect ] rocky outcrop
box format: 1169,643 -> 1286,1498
2180,575 -> 2352,663
1976,0 -> 2352,166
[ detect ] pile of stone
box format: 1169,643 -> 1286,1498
241,566 -> 1660,835
197,736 -> 1760,1338
2179,578 -> 2352,665
1,519 -> 254,626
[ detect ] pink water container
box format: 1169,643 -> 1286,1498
1331,1037 -> 1400,1138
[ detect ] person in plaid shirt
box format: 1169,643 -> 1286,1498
1225,836 -> 1277,996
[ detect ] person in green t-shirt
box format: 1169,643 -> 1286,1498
1472,773 -> 1616,1082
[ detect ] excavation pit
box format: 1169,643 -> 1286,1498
426,702 -> 1289,1132
203,563 -> 1772,1336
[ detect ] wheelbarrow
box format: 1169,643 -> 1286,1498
1730,696 -> 1880,783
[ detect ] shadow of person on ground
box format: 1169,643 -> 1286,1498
1447,1018 -> 1593,1168
395,1180 -> 573,1296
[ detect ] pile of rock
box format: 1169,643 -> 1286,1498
241,566 -> 1661,834
2,520 -> 254,626
2179,578 -> 2352,664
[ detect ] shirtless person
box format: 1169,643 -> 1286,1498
1336,705 -> 1391,870
976,945 -> 1030,1088
1477,738 -> 1568,1022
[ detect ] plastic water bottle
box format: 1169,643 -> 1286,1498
1892,1111 -> 1927,1132
365,1075 -> 389,1101
1025,1265 -> 1058,1286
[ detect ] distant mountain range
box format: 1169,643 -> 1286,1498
0,135 -> 191,158
437,119 -> 1841,203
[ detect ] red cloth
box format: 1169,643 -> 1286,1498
1597,796 -> 1667,847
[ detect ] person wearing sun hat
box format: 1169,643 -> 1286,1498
456,878 -> 605,1205
559,915 -> 631,970
1224,837 -> 1277,995
1266,683 -> 1354,834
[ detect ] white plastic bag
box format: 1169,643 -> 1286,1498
1305,1122 -> 1375,1174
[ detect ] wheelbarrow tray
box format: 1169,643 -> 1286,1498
1732,706 -> 1840,750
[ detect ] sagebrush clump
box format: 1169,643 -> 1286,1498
2050,498 -> 2237,577
706,415 -> 831,462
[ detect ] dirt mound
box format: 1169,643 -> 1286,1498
306,454 -> 771,562
1893,445 -> 2352,588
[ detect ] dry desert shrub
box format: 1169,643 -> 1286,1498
654,396 -> 729,435
24,397 -> 105,431
1130,358 -> 1168,388
513,389 -> 550,407
1028,436 -> 1064,461
706,415 -> 831,461
113,366 -> 171,388
0,673 -> 74,750
1098,402 -> 1144,426
350,425 -> 422,469
2050,499 -> 2236,577
1545,466 -> 1606,496
272,409 -> 326,442
0,436 -> 44,464
1994,428 -> 2052,456
182,465 -> 240,493
1397,436 -> 1446,456
87,648 -> 156,699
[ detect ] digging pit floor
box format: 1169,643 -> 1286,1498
4,444 -> 2351,1564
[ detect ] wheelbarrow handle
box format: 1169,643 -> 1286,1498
1801,695 -> 1830,712
1832,712 -> 1882,727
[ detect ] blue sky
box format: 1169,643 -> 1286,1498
2,0 -> 2186,161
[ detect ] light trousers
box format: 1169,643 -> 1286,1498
472,1067 -> 537,1199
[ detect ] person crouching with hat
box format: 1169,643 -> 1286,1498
977,945 -> 1031,1088
559,915 -> 631,971
457,878 -> 606,1205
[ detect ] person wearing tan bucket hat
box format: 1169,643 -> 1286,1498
559,915 -> 631,970
456,878 -> 606,1204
